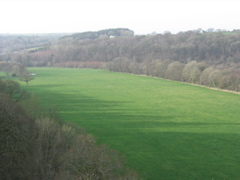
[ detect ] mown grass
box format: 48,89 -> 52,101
23,68 -> 240,180
0,71 -> 5,77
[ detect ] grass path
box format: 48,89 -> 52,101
24,68 -> 240,180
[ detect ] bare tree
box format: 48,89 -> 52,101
19,72 -> 34,86
182,61 -> 199,83
165,61 -> 185,81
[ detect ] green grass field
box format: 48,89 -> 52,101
23,68 -> 240,180
0,71 -> 6,76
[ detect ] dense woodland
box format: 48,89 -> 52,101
1,28 -> 240,91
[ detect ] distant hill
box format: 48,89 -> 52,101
1,29 -> 240,92
62,28 -> 134,40
0,33 -> 70,54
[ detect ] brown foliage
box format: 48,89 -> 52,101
30,117 -> 138,180
0,95 -> 36,179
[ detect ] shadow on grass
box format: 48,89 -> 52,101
27,87 -> 240,180
126,130 -> 240,180
27,84 -> 68,88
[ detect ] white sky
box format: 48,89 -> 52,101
0,0 -> 239,35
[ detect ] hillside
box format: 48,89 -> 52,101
1,28 -> 240,91
0,33 -> 69,54
62,28 -> 134,40
23,68 -> 240,180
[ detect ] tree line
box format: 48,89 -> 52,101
107,58 -> 240,91
62,28 -> 134,40
1,29 -> 240,91
0,78 -> 138,179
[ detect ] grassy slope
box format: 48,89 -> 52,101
24,68 -> 240,180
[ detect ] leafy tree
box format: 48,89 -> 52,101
0,79 -> 30,102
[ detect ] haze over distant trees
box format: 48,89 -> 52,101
0,33 -> 69,54
1,28 -> 240,91
62,28 -> 134,40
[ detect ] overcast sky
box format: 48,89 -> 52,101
0,0 -> 239,35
